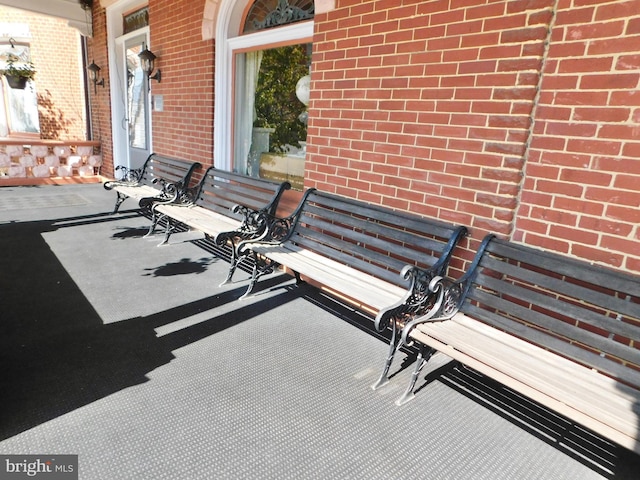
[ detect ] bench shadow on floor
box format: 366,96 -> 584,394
0,212 -> 293,441
433,364 -> 640,479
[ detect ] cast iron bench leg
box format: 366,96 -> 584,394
144,208 -> 164,238
220,261 -> 238,286
395,344 -> 434,406
240,255 -> 261,299
219,239 -> 240,286
113,192 -> 127,214
371,321 -> 401,390
158,216 -> 176,246
240,252 -> 279,299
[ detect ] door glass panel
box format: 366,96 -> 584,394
126,42 -> 147,150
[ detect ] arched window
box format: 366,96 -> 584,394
215,0 -> 313,189
243,0 -> 314,33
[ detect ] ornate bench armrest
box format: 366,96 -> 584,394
374,265 -> 436,332
138,179 -> 186,209
211,206 -> 275,248
234,214 -> 296,255
103,165 -> 145,190
398,276 -> 465,346
235,187 -> 317,254
394,234 -> 495,345
231,203 -> 266,226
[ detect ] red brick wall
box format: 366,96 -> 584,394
88,3 -> 112,177
308,0 -> 640,274
515,0 -> 640,272
90,0 -> 214,177
0,7 -> 86,140
147,0 -> 215,166
88,0 -> 639,274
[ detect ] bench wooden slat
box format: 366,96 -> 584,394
277,189 -> 459,291
447,314 -> 640,405
310,192 -> 458,240
155,204 -> 241,236
410,315 -> 640,446
196,195 -> 242,220
194,169 -> 288,213
300,204 -> 449,258
199,177 -> 280,211
296,213 -> 440,268
489,240 -> 640,299
468,277 -> 640,354
477,238 -> 640,376
280,244 -> 408,297
437,315 -> 639,410
479,253 -> 640,321
148,163 -> 191,179
292,224 -> 421,287
251,243 -> 406,310
467,280 -> 640,364
413,315 -> 640,433
474,268 -> 640,343
108,185 -> 159,199
145,157 -> 197,184
463,301 -> 640,388
293,234 -> 408,288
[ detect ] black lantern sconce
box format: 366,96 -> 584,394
138,46 -> 161,83
87,61 -> 105,93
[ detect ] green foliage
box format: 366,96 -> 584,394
254,44 -> 309,153
3,53 -> 36,81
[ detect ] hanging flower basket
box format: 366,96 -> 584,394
2,54 -> 36,89
5,74 -> 28,89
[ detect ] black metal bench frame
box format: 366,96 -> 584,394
389,234 -> 640,454
238,188 -> 467,326
103,153 -> 202,214
145,166 -> 291,284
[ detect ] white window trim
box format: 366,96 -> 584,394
214,3 -> 313,170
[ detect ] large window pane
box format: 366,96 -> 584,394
235,43 -> 311,189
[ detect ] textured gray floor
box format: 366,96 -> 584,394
1,184 -> 639,479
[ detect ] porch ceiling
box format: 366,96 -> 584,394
0,0 -> 91,36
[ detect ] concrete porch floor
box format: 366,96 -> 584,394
1,183 -> 639,479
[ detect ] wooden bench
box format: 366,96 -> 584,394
103,153 -> 202,213
145,166 -> 291,284
390,234 -> 640,454
238,189 -> 467,325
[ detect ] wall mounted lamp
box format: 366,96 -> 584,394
138,47 -> 161,83
87,61 -> 105,93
